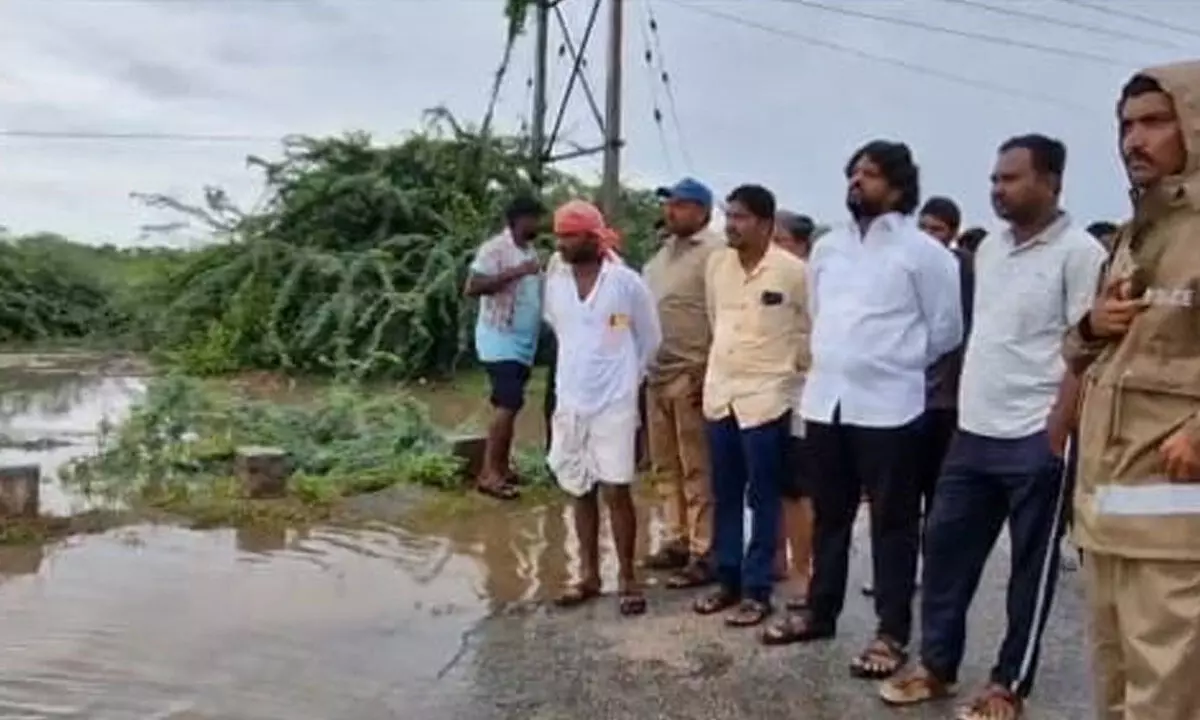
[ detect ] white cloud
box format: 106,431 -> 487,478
0,0 -> 1195,242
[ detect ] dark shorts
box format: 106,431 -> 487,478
782,435 -> 811,500
483,360 -> 531,412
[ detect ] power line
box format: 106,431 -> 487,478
0,129 -> 277,142
764,0 -> 1129,67
1053,0 -> 1200,40
933,0 -> 1182,49
665,1 -> 1088,112
645,0 -> 695,173
636,0 -> 677,175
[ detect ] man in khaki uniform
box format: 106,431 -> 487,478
1065,61 -> 1200,720
641,178 -> 723,586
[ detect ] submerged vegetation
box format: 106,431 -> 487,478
58,375 -> 553,531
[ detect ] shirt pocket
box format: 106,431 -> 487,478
598,309 -> 633,355
1015,268 -> 1060,336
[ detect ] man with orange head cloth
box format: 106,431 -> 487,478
544,200 -> 661,616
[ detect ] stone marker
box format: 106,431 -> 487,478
0,465 -> 40,518
447,434 -> 487,480
234,447 -> 291,498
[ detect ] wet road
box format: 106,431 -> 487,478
0,354 -> 1094,719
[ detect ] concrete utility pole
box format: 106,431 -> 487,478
529,0 -> 551,190
599,0 -> 624,220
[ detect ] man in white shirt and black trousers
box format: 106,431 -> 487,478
766,140 -> 963,683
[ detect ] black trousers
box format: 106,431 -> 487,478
807,408 -> 923,644
917,408 -> 958,522
920,430 -> 1067,697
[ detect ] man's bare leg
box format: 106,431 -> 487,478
603,484 -> 646,615
556,488 -> 601,606
477,408 -> 518,499
782,498 -> 814,606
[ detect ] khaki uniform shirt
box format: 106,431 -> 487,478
642,227 -> 723,388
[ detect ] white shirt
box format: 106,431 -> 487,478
544,260 -> 662,417
800,213 -> 963,428
958,213 -> 1107,438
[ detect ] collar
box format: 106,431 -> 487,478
1000,211 -> 1071,254
849,211 -> 905,239
740,242 -> 786,280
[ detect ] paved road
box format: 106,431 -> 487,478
429,535 -> 1093,720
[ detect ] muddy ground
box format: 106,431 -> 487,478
0,353 -> 1094,719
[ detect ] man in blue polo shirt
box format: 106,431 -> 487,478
465,196 -> 546,500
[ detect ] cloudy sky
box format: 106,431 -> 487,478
1,0 -> 1197,245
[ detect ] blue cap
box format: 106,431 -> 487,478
655,177 -> 713,209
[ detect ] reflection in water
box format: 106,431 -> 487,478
0,525 -> 490,718
0,367 -> 144,517
0,499 -> 671,718
0,356 -> 686,717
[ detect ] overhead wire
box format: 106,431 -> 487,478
636,0 -> 677,176
762,0 -> 1130,67
644,0 -> 695,174
932,0 -> 1182,49
0,129 -> 275,142
664,1 -> 1089,112
1053,0 -> 1200,40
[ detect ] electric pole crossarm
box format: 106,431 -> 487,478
551,1 -> 607,139
547,142 -> 615,163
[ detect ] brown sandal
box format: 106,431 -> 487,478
850,636 -> 908,679
879,663 -> 957,705
724,599 -> 772,628
956,684 -> 1023,720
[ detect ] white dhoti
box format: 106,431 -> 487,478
547,402 -> 638,497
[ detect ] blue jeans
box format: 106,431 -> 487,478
706,412 -> 788,604
919,429 -> 1068,697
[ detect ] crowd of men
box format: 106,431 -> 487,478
463,59 -> 1200,720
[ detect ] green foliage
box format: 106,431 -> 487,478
63,374 -> 547,526
142,112 -> 661,380
0,232 -> 190,346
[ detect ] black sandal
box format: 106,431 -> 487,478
724,599 -> 772,628
760,611 -> 833,645
850,636 -> 908,679
477,481 -> 520,501
693,587 -> 740,615
618,591 -> 647,616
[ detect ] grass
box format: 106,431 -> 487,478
49,371 -> 555,537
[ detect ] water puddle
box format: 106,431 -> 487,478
0,357 -> 146,516
0,354 -> 645,718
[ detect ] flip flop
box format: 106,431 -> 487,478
724,599 -> 772,628
476,482 -> 520,501
618,591 -> 647,616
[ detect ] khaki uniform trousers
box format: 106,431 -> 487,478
1084,550 -> 1200,720
646,371 -> 711,557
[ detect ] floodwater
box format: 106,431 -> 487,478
0,354 -> 651,719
